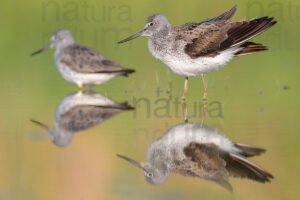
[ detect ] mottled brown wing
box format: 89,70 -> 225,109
181,143 -> 228,177
59,105 -> 129,132
182,142 -> 273,190
176,142 -> 232,191
180,22 -> 230,58
184,142 -> 273,183
182,6 -> 276,58
220,17 -> 276,49
175,6 -> 237,58
61,45 -> 134,74
183,143 -> 227,172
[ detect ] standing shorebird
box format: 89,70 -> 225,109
30,92 -> 134,147
117,122 -> 273,191
118,6 -> 276,100
31,29 -> 135,90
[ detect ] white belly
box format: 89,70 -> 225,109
151,45 -> 241,77
55,60 -> 119,87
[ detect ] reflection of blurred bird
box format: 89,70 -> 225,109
118,122 -> 273,191
118,6 -> 276,100
31,92 -> 134,147
31,29 -> 135,91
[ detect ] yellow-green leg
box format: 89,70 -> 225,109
79,84 -> 83,92
201,101 -> 208,127
201,74 -> 208,101
181,77 -> 189,101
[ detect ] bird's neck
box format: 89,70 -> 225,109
54,44 -> 74,59
56,38 -> 75,51
151,26 -> 171,40
149,148 -> 169,171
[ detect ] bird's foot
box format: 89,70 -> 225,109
181,95 -> 187,102
79,85 -> 84,93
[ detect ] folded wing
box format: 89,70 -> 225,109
61,45 -> 135,75
181,6 -> 276,58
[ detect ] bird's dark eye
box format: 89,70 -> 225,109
150,23 -> 154,26
148,173 -> 153,177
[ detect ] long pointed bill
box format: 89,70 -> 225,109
118,30 -> 145,44
117,154 -> 145,171
30,119 -> 50,131
31,44 -> 52,56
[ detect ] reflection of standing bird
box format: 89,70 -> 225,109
31,29 -> 135,90
118,6 -> 276,100
118,122 -> 273,191
31,92 -> 134,147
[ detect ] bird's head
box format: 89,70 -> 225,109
118,14 -> 171,44
30,119 -> 73,147
117,154 -> 169,185
31,28 -> 75,56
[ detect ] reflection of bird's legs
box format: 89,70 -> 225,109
181,77 -> 189,102
201,74 -> 208,101
183,101 -> 188,123
168,82 -> 172,101
78,84 -> 83,92
201,101 -> 208,127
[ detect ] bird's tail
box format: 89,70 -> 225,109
225,16 -> 277,48
121,69 -> 135,77
234,143 -> 266,157
119,102 -> 135,110
221,16 -> 276,55
226,153 -> 274,183
235,42 -> 268,56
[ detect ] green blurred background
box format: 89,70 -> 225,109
0,0 -> 299,199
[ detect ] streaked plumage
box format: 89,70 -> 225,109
117,122 -> 273,191
118,6 -> 277,100
32,29 -> 135,89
